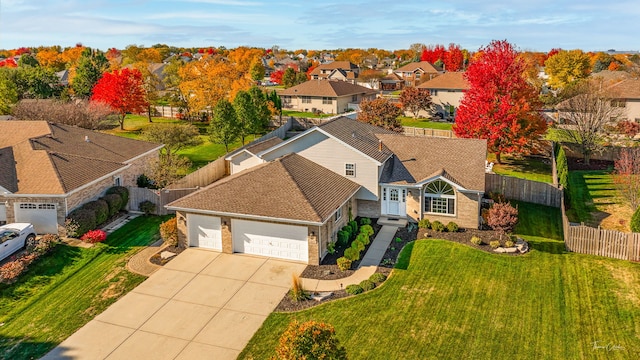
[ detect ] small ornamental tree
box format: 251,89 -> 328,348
400,87 -> 432,117
90,68 -> 148,130
614,148 -> 640,210
275,320 -> 347,360
358,97 -> 403,132
488,202 -> 519,238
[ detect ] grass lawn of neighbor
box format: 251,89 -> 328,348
239,202 -> 640,359
0,215 -> 168,360
488,153 -> 553,183
400,116 -> 453,130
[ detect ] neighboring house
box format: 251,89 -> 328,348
168,117 -> 486,265
279,80 -> 377,114
225,137 -> 283,174
417,72 -> 470,119
607,78 -> 640,122
309,61 -> 359,83
394,61 -> 443,87
380,72 -> 404,91
0,121 -> 162,234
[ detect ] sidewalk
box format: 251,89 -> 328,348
301,225 -> 398,292
126,239 -> 164,276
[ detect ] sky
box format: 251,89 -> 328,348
1,0 -> 638,53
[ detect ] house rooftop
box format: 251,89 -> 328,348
395,61 -> 442,73
608,78 -> 640,99
279,79 -> 377,97
418,72 -> 470,90
318,116 -> 395,163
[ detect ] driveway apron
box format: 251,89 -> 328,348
43,249 -> 306,360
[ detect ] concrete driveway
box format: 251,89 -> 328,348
43,249 -> 306,360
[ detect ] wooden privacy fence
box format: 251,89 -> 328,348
127,187 -> 196,215
485,173 -> 562,207
403,126 -> 455,138
166,156 -> 228,190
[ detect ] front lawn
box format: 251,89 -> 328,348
400,116 -> 453,130
240,238 -> 640,360
566,170 -> 632,231
0,216 -> 168,360
489,153 -> 553,183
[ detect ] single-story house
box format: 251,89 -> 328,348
417,72 -> 469,119
168,117 -> 486,264
0,121 -> 162,234
279,79 -> 377,114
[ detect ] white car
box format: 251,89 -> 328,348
0,223 -> 36,262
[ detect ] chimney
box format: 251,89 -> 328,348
378,139 -> 382,152
84,135 -> 90,142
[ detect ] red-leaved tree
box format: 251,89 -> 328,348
270,69 -> 284,85
453,40 -> 547,163
443,43 -> 464,71
420,44 -> 446,63
91,68 -> 148,130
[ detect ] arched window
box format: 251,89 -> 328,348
424,180 -> 455,215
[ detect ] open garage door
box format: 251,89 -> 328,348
187,213 -> 222,250
14,203 -> 58,234
232,219 -> 308,262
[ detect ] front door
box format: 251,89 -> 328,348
382,187 -> 406,216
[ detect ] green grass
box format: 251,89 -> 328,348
399,116 -> 453,130
282,110 -> 334,118
565,170 -> 617,225
489,153 -> 553,183
177,136 -> 244,170
0,215 -> 168,360
240,229 -> 640,359
513,200 -> 563,240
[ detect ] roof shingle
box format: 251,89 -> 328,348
417,72 -> 469,90
318,117 -> 395,163
279,80 -> 376,97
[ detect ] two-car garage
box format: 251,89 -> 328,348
186,213 -> 309,263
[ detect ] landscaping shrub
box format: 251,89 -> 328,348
359,224 -> 374,237
470,236 -> 483,245
418,218 -> 431,229
359,279 -> 375,291
343,247 -> 360,262
336,257 -> 352,271
83,199 -> 110,225
327,242 -> 336,254
631,206 -> 640,233
356,232 -> 370,246
616,120 -> 640,137
369,273 -> 387,283
395,237 -> 402,243
352,239 -> 365,252
488,202 -> 519,235
0,235 -> 58,284
288,274 -> 309,302
159,217 -> 178,247
103,193 -> 123,216
106,186 -> 129,210
341,225 -> 353,240
360,217 -> 371,226
431,220 -> 445,232
275,320 -> 347,360
345,284 -> 364,295
66,209 -> 96,237
136,174 -> 157,189
348,220 -> 358,238
490,240 -> 501,249
488,191 -> 507,204
337,230 -> 350,247
139,200 -> 156,215
555,143 -> 570,202
446,221 -> 459,232
505,239 -> 515,248
81,229 -> 107,243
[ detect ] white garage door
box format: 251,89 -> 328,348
0,204 -> 6,225
232,219 -> 308,262
14,203 -> 58,234
187,213 -> 222,250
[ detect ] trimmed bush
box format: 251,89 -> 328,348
139,200 -> 156,215
106,186 -> 129,210
345,284 -> 364,295
418,218 -> 431,229
103,193 -> 123,216
83,199 -> 109,225
631,206 -> 640,232
446,221 -> 459,233
470,236 -> 483,245
369,272 -> 387,283
337,257 -> 352,271
490,240 -> 501,249
348,220 -> 358,237
344,247 -> 360,262
359,224 -> 374,237
352,239 -> 365,252
341,225 -> 353,240
160,217 -> 178,246
359,279 -> 375,291
66,209 -> 96,237
431,220 -> 445,232
359,217 -> 372,226
327,242 -> 336,254
505,240 -> 515,248
275,320 -> 346,360
356,232 -> 370,246
337,230 -> 350,247
81,229 -> 107,243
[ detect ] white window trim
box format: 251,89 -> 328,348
335,206 -> 343,221
345,163 -> 356,177
424,180 -> 456,216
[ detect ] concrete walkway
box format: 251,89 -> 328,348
301,225 -> 398,292
43,249 -> 306,360
126,239 -> 164,276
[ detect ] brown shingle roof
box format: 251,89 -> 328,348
417,72 -> 469,90
245,137 -> 283,155
0,147 -> 18,192
279,80 -> 376,97
167,153 -> 361,223
318,117 -> 395,163
608,78 -> 640,99
376,134 -> 486,191
395,61 -> 442,74
309,61 -> 358,76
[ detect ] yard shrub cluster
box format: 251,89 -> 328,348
360,217 -> 372,226
139,200 -> 157,215
66,186 -> 129,238
80,229 -> 107,243
419,218 -> 460,232
446,221 -> 459,232
336,257 -> 352,271
360,279 -> 375,291
275,320 -> 347,360
159,217 -> 178,247
418,218 -> 431,229
288,274 -> 309,302
555,143 -> 570,200
490,240 -> 501,249
369,272 -> 387,283
337,218 -> 375,270
345,284 -> 364,295
431,220 -> 445,232
470,236 -> 483,245
0,235 -> 59,284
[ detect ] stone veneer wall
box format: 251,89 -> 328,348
422,191 -> 480,229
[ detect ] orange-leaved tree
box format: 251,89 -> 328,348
453,40 -> 547,163
91,68 -> 148,130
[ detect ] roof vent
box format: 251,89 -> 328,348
84,135 -> 90,142
378,139 -> 383,152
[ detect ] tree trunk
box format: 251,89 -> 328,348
119,114 -> 126,130
147,105 -> 153,123
495,152 -> 502,164
584,153 -> 591,166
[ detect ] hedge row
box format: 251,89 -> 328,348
66,186 -> 129,238
337,220 -> 374,271
555,143 -> 570,201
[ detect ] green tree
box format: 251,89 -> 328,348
17,54 -> 39,67
72,48 -> 108,98
295,71 -> 308,85
282,67 -> 297,88
233,90 -> 256,144
250,59 -> 265,82
275,320 -> 347,360
248,86 -> 271,136
0,76 -> 18,114
145,155 -> 192,189
16,65 -> 60,99
544,50 -> 591,90
208,99 -> 240,152
268,89 -> 283,125
142,123 -> 202,160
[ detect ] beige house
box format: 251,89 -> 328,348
417,72 -> 470,119
394,61 -> 443,87
169,117 -> 486,265
279,80 -> 377,114
309,61 -> 359,82
0,121 -> 162,234
608,78 -> 640,122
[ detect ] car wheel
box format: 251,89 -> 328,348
25,234 -> 36,249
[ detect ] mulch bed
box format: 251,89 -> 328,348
418,227 -> 524,256
300,218 -> 382,280
149,245 -> 186,266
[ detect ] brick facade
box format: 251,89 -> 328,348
421,191 -> 480,229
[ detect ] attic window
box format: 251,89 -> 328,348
424,180 -> 455,215
345,163 -> 356,177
